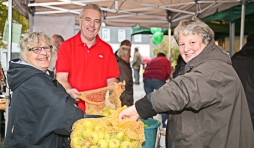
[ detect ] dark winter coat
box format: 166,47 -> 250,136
117,56 -> 134,106
4,59 -> 83,148
231,41 -> 254,129
135,40 -> 254,148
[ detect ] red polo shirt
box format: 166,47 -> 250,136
56,31 -> 119,113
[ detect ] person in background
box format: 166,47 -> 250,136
143,52 -> 171,128
117,42 -> 133,106
114,39 -> 132,58
231,30 -> 254,129
132,47 -> 142,84
4,32 -> 83,148
119,18 -> 254,147
56,4 -> 120,113
48,34 -> 64,74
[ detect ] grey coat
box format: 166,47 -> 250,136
132,51 -> 142,70
136,40 -> 254,148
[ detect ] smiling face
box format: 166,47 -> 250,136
79,9 -> 101,43
178,31 -> 207,63
26,41 -> 52,72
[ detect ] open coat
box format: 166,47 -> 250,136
117,56 -> 134,106
4,59 -> 83,148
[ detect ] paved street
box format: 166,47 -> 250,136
133,81 -> 146,103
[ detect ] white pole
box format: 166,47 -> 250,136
239,2 -> 245,49
229,22 -> 235,56
5,0 -> 13,136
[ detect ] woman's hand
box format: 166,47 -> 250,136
119,105 -> 140,121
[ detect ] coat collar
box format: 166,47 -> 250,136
184,39 -> 231,73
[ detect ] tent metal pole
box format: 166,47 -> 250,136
239,1 -> 246,49
229,22 -> 235,57
168,24 -> 171,59
5,0 -> 13,136
167,10 -> 172,60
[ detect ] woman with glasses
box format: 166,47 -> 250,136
4,32 -> 83,148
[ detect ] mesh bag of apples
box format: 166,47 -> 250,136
70,106 -> 145,148
78,82 -> 124,116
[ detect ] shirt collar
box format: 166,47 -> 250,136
76,31 -> 101,47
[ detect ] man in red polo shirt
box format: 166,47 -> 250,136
56,4 -> 120,113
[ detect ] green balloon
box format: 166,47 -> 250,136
150,27 -> 160,34
152,37 -> 161,45
152,31 -> 163,45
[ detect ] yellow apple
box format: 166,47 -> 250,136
97,139 -> 109,148
82,120 -> 94,129
90,132 -> 100,145
116,131 -> 125,141
109,138 -> 121,148
130,140 -> 139,148
81,127 -> 93,138
120,140 -> 132,148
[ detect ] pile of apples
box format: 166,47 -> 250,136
86,106 -> 116,117
71,120 -> 140,148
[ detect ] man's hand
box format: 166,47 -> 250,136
66,88 -> 80,101
118,81 -> 126,92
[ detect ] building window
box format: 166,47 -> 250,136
134,34 -> 142,42
102,28 -> 110,41
118,29 -> 126,42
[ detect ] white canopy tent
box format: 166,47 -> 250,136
9,0 -> 249,28
4,0 -> 254,135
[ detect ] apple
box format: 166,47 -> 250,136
81,127 -> 93,138
82,139 -> 92,147
82,120 -> 94,129
94,125 -> 104,132
70,137 -> 83,146
74,145 -> 81,148
102,111 -> 110,117
97,139 -> 109,148
104,132 -> 111,142
90,131 -> 100,145
130,140 -> 139,148
99,132 -> 106,139
120,140 -> 132,148
123,135 -> 130,141
109,138 -> 121,148
116,131 -> 125,141
144,124 -> 149,128
71,130 -> 81,137
109,108 -> 115,114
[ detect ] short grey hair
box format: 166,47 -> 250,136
79,3 -> 102,19
118,45 -> 131,57
19,32 -> 52,61
174,19 -> 214,45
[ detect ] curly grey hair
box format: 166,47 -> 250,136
19,32 -> 53,61
174,19 -> 214,45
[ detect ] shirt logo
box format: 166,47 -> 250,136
98,55 -> 104,58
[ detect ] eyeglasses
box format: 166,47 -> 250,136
28,45 -> 53,54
